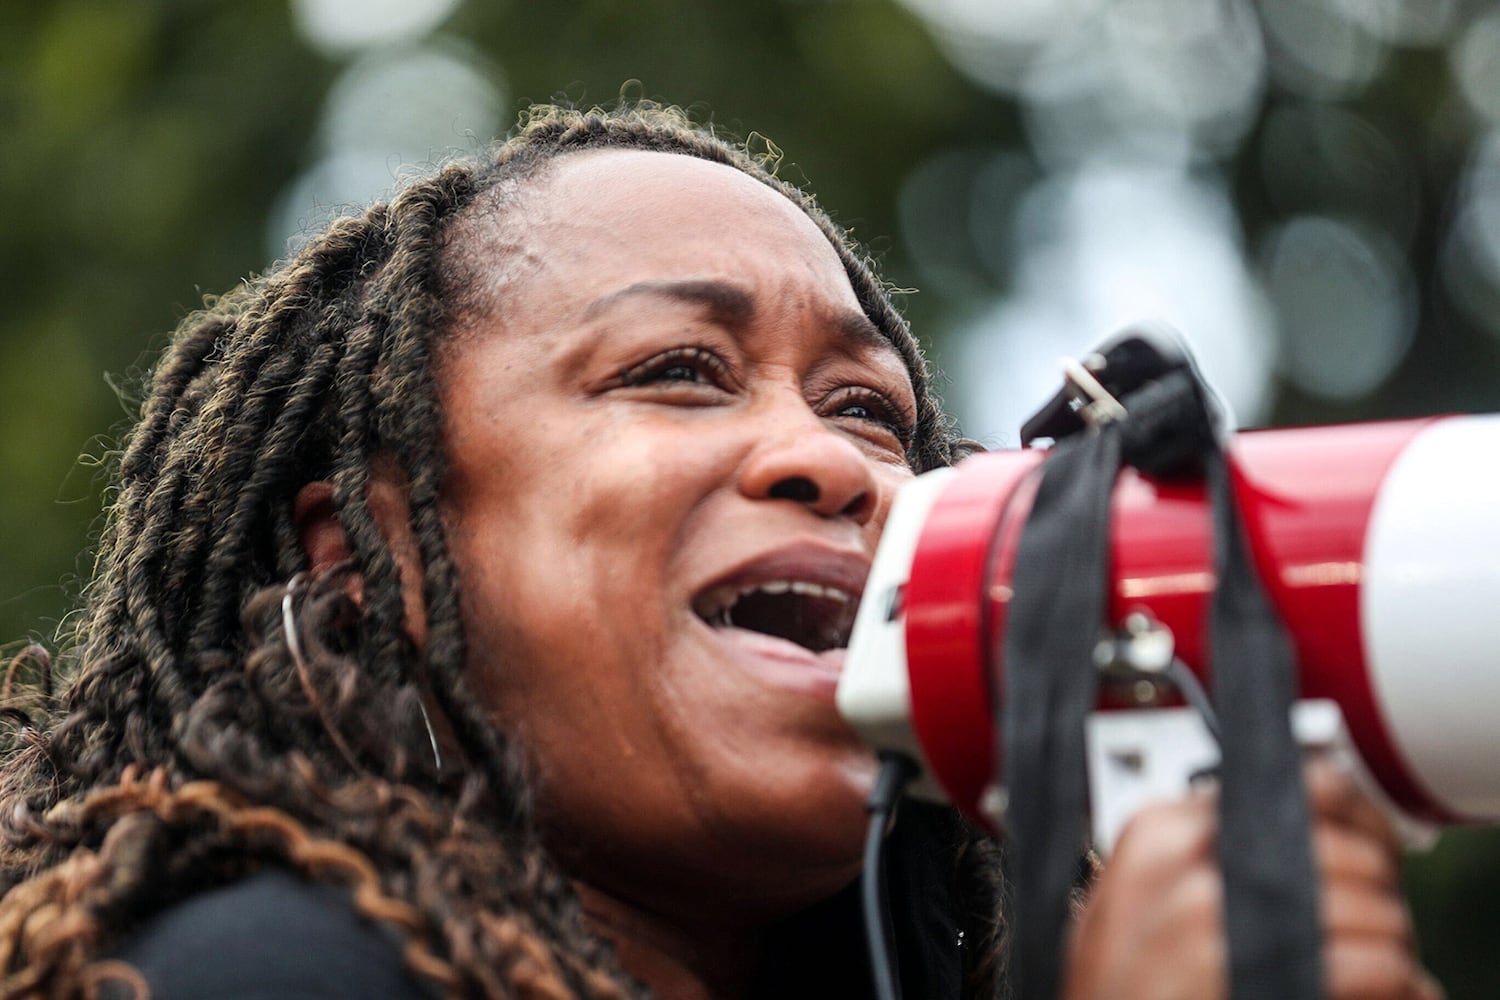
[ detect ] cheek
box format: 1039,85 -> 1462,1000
443,429 -> 716,761
454,548 -> 686,844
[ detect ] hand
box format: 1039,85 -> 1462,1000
1062,757 -> 1443,1000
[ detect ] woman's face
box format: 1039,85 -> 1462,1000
436,149 -> 917,922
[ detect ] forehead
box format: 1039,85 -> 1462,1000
443,149 -> 872,341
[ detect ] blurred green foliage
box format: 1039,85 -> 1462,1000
3,2 -> 1500,995
2,2 -> 332,638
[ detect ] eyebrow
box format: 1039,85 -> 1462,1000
581,278 -> 897,356
836,309 -> 892,354
582,279 -> 755,326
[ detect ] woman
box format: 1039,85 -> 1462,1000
0,104 -> 1432,999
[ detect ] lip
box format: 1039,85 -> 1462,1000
694,619 -> 849,703
690,542 -> 870,703
690,543 -> 870,616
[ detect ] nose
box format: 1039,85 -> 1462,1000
738,415 -> 878,524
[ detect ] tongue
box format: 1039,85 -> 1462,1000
729,591 -> 845,652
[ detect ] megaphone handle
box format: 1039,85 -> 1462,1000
1083,700 -> 1438,857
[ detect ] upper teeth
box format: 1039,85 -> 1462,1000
699,579 -> 854,626
753,580 -> 851,601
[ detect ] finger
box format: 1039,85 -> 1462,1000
1108,793 -> 1218,882
1064,862 -> 1229,1000
1321,880 -> 1411,944
1314,823 -> 1401,890
1083,844 -> 1224,942
1324,938 -> 1419,1000
1305,756 -> 1400,854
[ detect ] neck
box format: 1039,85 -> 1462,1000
577,883 -> 761,1000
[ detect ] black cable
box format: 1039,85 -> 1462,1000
1161,656 -> 1222,746
862,753 -> 919,1000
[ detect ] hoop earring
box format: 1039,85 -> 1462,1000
281,572 -> 312,677
416,700 -> 443,774
282,572 -> 442,775
282,572 -> 360,771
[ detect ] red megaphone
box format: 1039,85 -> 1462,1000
839,414 -> 1500,834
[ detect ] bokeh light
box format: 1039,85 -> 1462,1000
892,0 -> 1105,94
1452,7 -> 1500,125
1260,215 -> 1416,400
1258,0 -> 1388,100
1100,0 -> 1265,161
1441,130 -> 1500,341
268,40 -> 505,256
898,147 -> 1010,298
1258,104 -> 1420,247
947,163 -> 1274,444
291,0 -> 462,55
1347,0 -> 1460,48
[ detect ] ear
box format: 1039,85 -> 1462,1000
294,480 -> 352,577
292,469 -> 430,651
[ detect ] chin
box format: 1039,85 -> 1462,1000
705,749 -> 878,909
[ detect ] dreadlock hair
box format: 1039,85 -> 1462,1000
0,102 -> 996,999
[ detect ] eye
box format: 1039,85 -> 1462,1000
614,346 -> 736,392
824,386 -> 916,450
837,401 -> 880,422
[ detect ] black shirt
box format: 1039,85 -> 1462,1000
113,870 -> 433,999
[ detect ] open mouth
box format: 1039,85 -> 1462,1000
693,579 -> 859,653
